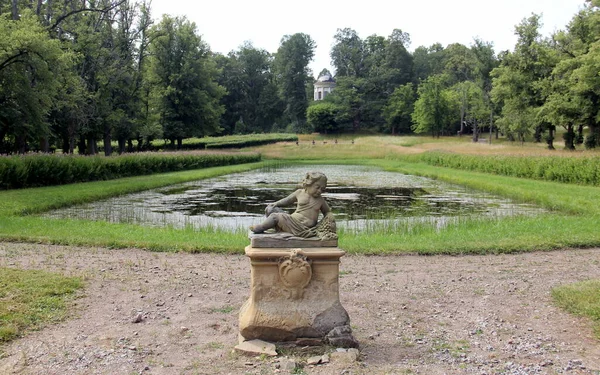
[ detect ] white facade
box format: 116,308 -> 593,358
314,73 -> 336,101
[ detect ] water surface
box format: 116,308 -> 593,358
44,165 -> 544,231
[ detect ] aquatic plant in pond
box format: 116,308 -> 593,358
43,165 -> 545,232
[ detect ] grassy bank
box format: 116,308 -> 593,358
0,268 -> 82,343
552,280 -> 600,339
1,154 -> 600,254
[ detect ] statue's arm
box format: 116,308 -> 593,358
274,190 -> 299,207
320,199 -> 331,215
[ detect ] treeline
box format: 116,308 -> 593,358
312,1 -> 600,151
0,0 -> 313,155
2,1 -> 600,155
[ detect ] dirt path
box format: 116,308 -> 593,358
1,242 -> 599,375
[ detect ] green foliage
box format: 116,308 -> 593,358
147,15 -> 225,144
383,83 -> 415,134
274,33 -> 316,132
0,152 -> 261,189
0,10 -> 76,154
307,102 -> 342,134
0,267 -> 82,343
215,43 -> 284,134
552,280 -> 600,339
412,75 -> 458,136
412,151 -> 600,186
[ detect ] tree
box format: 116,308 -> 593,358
491,14 -> 556,145
0,10 -> 76,154
331,28 -> 365,78
216,42 -> 283,134
382,83 -> 415,134
412,74 -> 457,137
307,102 -> 341,134
148,15 -> 225,148
273,33 -> 315,133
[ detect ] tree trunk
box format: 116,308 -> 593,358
127,139 -> 134,152
118,137 -> 126,154
534,125 -> 542,143
177,137 -> 183,150
36,0 -> 43,16
11,0 -> 18,20
489,110 -> 493,144
39,137 -> 49,153
472,120 -> 478,143
564,124 -> 575,150
87,136 -> 96,155
576,124 -> 584,144
103,132 -> 112,156
547,126 -> 555,150
78,134 -> 86,155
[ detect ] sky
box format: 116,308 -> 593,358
150,0 -> 585,78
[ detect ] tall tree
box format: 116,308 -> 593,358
148,15 -> 224,148
382,83 -> 415,135
0,9 -> 76,154
491,14 -> 556,145
273,33 -> 315,133
412,74 -> 458,137
216,42 -> 283,134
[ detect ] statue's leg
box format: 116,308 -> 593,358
250,215 -> 278,233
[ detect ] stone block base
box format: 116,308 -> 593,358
239,246 -> 351,343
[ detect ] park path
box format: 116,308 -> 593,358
1,242 -> 599,374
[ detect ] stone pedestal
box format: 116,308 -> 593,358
239,246 -> 350,342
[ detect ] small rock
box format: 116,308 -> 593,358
156,301 -> 165,307
234,339 -> 277,357
132,313 -> 144,323
320,354 -> 330,364
278,358 -> 296,371
307,355 -> 322,365
330,348 -> 359,363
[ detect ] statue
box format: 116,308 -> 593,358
250,172 -> 337,241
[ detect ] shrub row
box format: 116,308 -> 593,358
153,133 -> 298,150
412,151 -> 600,186
0,152 -> 261,190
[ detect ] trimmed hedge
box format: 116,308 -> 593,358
0,152 -> 261,189
153,133 -> 298,150
410,151 -> 600,186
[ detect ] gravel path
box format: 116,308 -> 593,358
1,242 -> 599,374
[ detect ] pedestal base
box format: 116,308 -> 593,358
239,246 -> 350,342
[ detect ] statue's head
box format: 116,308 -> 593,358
302,172 -> 327,189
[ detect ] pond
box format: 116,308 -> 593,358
44,165 -> 545,232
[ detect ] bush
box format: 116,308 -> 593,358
0,152 -> 261,190
413,151 -> 600,186
307,102 -> 341,134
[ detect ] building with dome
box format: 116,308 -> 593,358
313,72 -> 336,101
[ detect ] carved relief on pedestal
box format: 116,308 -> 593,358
278,249 -> 312,300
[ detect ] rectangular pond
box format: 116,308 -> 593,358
43,165 -> 546,232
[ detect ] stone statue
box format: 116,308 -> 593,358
249,172 -> 337,241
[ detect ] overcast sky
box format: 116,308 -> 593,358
150,0 -> 585,78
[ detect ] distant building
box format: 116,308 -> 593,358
314,72 -> 336,101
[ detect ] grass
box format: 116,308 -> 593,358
0,267 -> 82,343
3,134 -> 600,346
552,280 -> 600,339
2,144 -> 600,253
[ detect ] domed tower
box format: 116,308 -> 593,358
314,72 -> 336,101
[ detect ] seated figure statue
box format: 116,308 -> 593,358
250,172 -> 337,241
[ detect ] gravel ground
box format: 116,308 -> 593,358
1,242 -> 599,375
